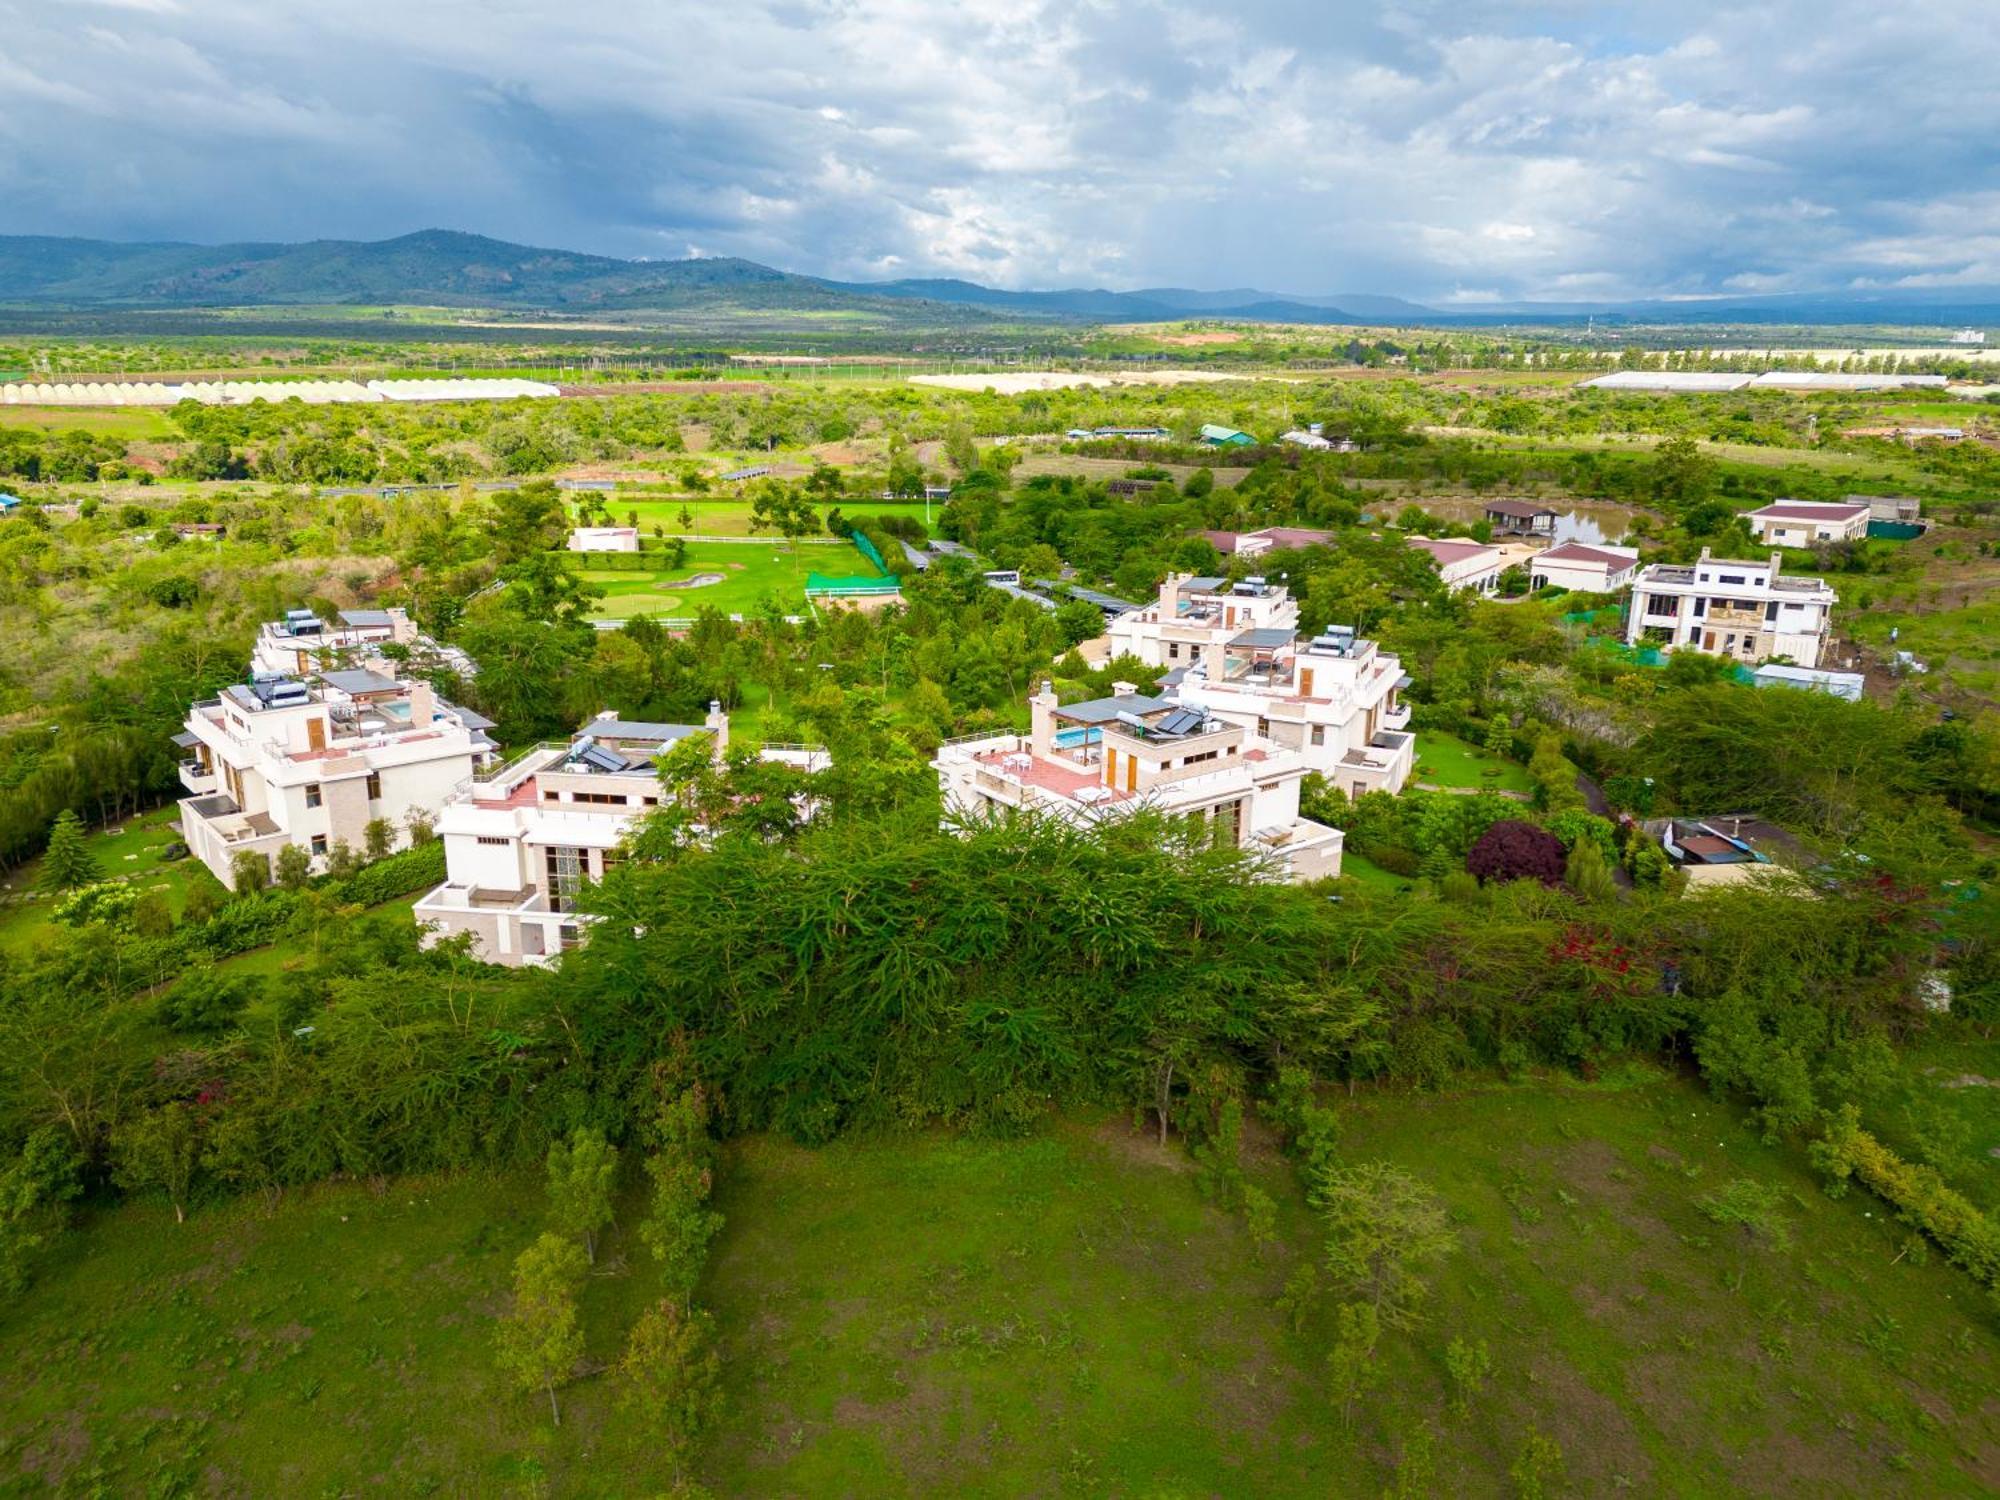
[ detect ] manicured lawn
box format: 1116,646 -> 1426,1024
582,540 -> 846,620
6,1076 -> 2000,1494
0,805 -> 223,954
1412,731 -> 1534,793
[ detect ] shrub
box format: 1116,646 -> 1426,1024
1466,820 -> 1566,886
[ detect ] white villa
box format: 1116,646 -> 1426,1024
932,685 -> 1346,883
251,606 -> 476,681
1625,549 -> 1838,667
1744,501 -> 1870,547
176,668 -> 495,887
1407,537 -> 1505,594
1103,573 -> 1299,670
1528,541 -> 1641,594
415,709 -> 826,967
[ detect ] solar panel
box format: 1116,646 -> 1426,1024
1156,708 -> 1206,736
577,744 -> 630,774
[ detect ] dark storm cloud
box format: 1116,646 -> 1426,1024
1,0 -> 1994,299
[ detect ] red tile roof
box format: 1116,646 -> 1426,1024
1537,542 -> 1636,568
1749,502 -> 1868,522
1408,538 -> 1497,565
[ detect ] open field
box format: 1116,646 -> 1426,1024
1008,451 -> 1251,489
8,1068 -> 1999,1494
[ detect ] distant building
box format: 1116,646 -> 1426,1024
1407,537 -> 1505,594
1106,573 -> 1298,668
1951,329 -> 1986,345
0,493 -> 21,513
1850,495 -> 1922,524
1528,541 -> 1640,594
1197,424 -> 1255,447
720,465 -> 772,483
1744,501 -> 1870,547
250,606 -> 472,680
568,526 -> 641,553
1279,429 -> 1330,449
1199,526 -> 1337,558
1482,499 -> 1557,537
1751,663 -> 1865,702
1625,548 -> 1836,667
1643,815 -> 1805,892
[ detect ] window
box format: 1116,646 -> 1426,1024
545,846 -> 585,913
572,792 -> 627,806
1719,574 -> 1745,585
305,782 -> 322,809
1691,598 -> 1706,618
1182,750 -> 1219,768
1765,601 -> 1779,621
476,835 -> 511,847
543,789 -> 559,802
1310,726 -> 1326,747
1167,642 -> 1181,661
1256,717 -> 1270,737
366,771 -> 382,800
310,835 -> 328,857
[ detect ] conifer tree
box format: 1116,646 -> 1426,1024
36,811 -> 99,894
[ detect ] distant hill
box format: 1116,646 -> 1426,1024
1,230 -> 1994,327
0,231 -> 1413,324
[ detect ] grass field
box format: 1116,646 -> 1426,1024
1412,731 -> 1535,794
0,805 -> 220,954
582,540 -> 843,620
0,405 -> 174,440
1335,849 -> 1416,893
8,1066 -> 1999,1494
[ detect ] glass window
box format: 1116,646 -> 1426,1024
305,783 -> 322,808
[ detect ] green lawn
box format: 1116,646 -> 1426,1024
1412,731 -> 1535,793
1336,849 -> 1415,893
0,805 -> 222,954
582,540 -> 838,620
6,1073 -> 2000,1494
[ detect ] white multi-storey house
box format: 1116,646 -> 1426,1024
932,685 -> 1345,882
1103,573 -> 1299,671
414,709 -> 826,967
1168,627 -> 1416,798
176,668 -> 494,886
251,606 -> 476,681
1625,549 -> 1837,667
1100,573 -> 1415,797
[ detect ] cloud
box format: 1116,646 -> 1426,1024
0,0 -> 1993,300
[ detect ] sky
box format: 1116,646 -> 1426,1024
2,0 -> 1996,302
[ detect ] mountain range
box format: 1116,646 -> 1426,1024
0,229 -> 1995,328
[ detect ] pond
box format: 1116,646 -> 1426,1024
1403,497 -> 1642,543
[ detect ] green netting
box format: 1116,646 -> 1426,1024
849,530 -> 890,575
1867,520 -> 1924,541
807,573 -> 901,595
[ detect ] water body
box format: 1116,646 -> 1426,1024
1411,497 -> 1638,543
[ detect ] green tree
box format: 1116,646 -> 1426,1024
112,1103 -> 202,1224
0,1128 -> 83,1294
1563,837 -> 1618,904
35,811 -> 99,894
275,842 -> 313,891
617,1299 -> 725,1463
230,849 -> 270,897
1318,1161 -> 1457,1330
1445,1335 -> 1493,1418
1648,435 -> 1715,512
1327,1300 -> 1382,1433
363,818 -> 395,861
495,1230 -> 587,1425
546,1126 -> 619,1263
747,481 -> 821,573
1511,1427 -> 1566,1500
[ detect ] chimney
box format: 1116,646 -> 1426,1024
1158,570 -> 1182,618
1111,680 -> 1137,699
1030,680 -> 1058,758
705,699 -> 730,764
595,708 -> 618,723
1768,551 -> 1783,578
409,681 -> 436,726
389,607 -> 418,645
